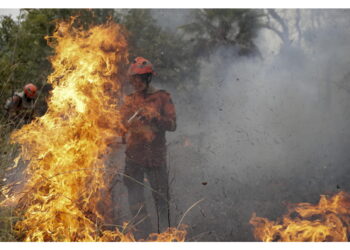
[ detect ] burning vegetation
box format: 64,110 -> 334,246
2,10 -> 350,243
250,192 -> 350,242
0,19 -> 186,242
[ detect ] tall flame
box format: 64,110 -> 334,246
2,19 -> 186,242
250,192 -> 350,242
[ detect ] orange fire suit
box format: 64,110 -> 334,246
120,85 -> 176,237
4,91 -> 36,125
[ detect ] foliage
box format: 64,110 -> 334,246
121,9 -> 199,88
0,9 -> 264,241
0,8 -> 264,99
0,207 -> 18,241
0,6 -> 265,171
180,9 -> 264,58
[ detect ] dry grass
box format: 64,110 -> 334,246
0,86 -> 31,242
0,116 -> 21,242
0,207 -> 19,241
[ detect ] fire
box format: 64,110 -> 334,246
250,191 -> 350,242
1,19 -> 186,242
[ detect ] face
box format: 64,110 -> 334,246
130,75 -> 147,93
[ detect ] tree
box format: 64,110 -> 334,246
180,9 -> 264,58
0,15 -> 20,94
121,9 -> 199,89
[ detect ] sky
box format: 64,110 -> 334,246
0,8 -> 20,18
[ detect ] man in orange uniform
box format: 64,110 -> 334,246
120,57 -> 176,238
4,83 -> 38,125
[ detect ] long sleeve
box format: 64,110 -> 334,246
156,92 -> 176,132
119,95 -> 134,131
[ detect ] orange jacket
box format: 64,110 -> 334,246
4,91 -> 36,122
120,86 -> 176,167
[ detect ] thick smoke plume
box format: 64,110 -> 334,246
136,9 -> 350,241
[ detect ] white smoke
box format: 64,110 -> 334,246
163,9 -> 350,241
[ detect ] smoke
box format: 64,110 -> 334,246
151,9 -> 192,33
108,9 -> 350,241
154,9 -> 350,241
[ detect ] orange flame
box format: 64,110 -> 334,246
2,19 -> 186,242
250,192 -> 350,242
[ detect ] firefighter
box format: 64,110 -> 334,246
120,57 -> 176,238
4,83 -> 38,126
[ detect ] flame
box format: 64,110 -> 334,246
2,19 -> 186,242
250,191 -> 350,242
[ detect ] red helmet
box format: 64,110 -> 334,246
127,57 -> 154,76
24,83 -> 37,98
